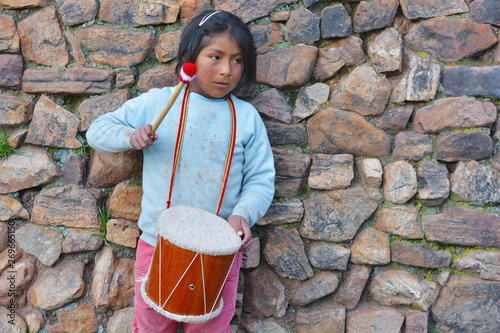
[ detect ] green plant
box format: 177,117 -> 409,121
0,130 -> 25,158
94,204 -> 111,246
73,142 -> 93,158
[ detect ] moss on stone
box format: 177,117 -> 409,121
315,36 -> 341,49
135,49 -> 163,75
152,21 -> 183,35
282,89 -> 299,107
308,0 -> 339,16
344,2 -> 358,19
250,16 -> 272,26
0,7 -> 39,21
378,155 -> 395,167
282,223 -> 300,232
270,41 -> 295,52
61,95 -> 88,114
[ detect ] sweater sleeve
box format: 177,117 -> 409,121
231,111 -> 275,227
86,88 -> 167,153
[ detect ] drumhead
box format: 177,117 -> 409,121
156,206 -> 241,255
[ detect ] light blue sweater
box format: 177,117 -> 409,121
87,87 -> 275,246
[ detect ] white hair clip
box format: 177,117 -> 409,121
199,11 -> 221,26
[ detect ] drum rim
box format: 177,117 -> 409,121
156,205 -> 241,256
140,270 -> 224,323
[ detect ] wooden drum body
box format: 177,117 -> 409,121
141,206 -> 241,323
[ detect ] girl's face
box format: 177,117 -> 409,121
190,33 -> 244,99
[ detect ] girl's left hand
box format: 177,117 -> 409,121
228,215 -> 253,252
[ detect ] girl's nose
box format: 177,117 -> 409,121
220,59 -> 232,76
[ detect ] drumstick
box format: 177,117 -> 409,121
152,62 -> 197,133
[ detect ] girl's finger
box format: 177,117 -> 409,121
240,236 -> 253,252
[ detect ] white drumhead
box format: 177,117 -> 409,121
156,205 -> 241,255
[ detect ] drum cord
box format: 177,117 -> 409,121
165,86 -> 237,217
209,252 -> 238,314
158,247 -> 238,316
160,248 -> 200,309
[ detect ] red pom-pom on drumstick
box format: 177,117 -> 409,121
179,62 -> 197,84
152,63 -> 197,133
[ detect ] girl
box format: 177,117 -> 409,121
86,10 -> 275,333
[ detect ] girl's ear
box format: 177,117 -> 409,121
177,54 -> 187,71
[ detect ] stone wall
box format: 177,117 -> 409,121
1,0 -> 500,332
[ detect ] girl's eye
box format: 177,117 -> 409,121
234,58 -> 243,64
210,55 -> 220,60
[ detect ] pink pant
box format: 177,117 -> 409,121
132,239 -> 242,333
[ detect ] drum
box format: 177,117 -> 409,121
141,205 -> 241,323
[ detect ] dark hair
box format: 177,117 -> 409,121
176,10 -> 256,91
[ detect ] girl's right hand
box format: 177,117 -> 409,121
130,125 -> 158,150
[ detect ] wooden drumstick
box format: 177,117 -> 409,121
152,62 -> 197,133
